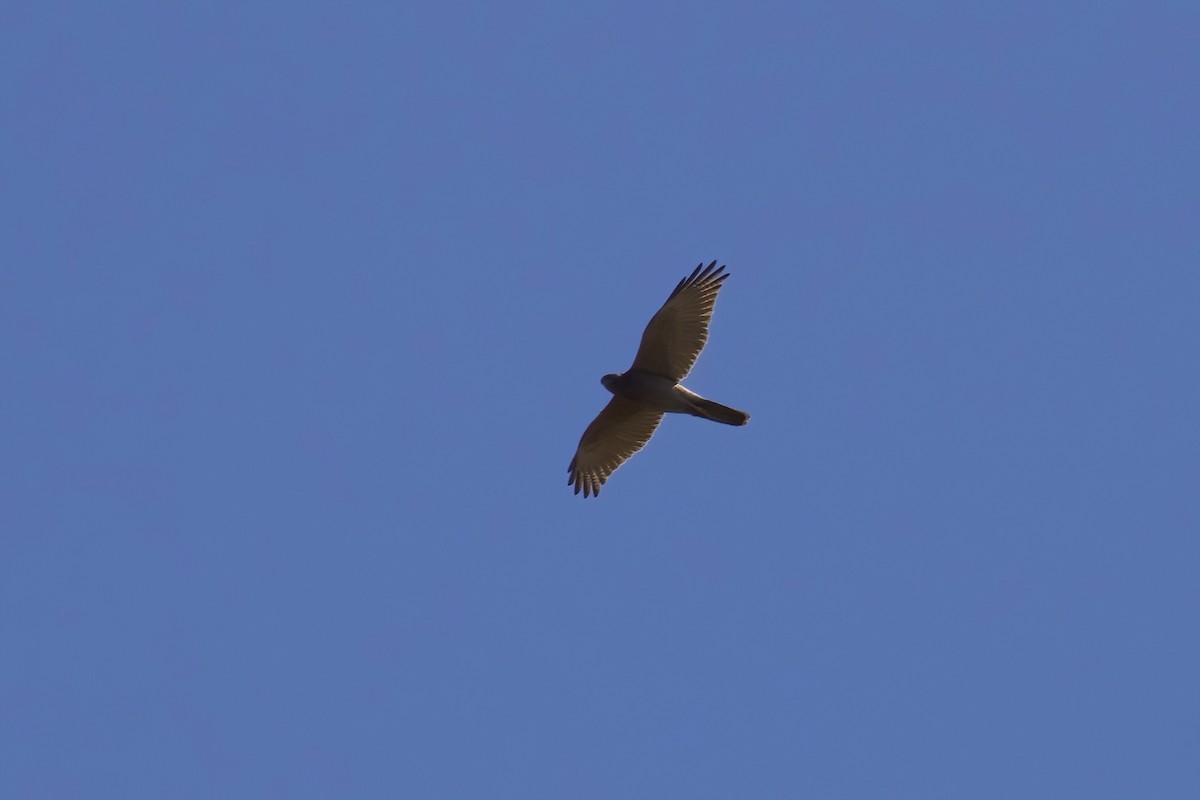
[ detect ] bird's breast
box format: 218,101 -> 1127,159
611,371 -> 692,412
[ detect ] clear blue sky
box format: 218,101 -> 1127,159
3,2 -> 1198,797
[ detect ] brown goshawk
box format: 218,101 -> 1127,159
568,261 -> 749,497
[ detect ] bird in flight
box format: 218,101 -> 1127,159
568,261 -> 749,497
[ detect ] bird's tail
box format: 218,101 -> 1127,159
688,396 -> 750,426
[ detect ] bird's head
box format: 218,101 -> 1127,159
600,373 -> 622,394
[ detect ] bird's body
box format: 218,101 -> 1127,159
602,371 -> 749,424
568,261 -> 749,497
601,371 -> 683,409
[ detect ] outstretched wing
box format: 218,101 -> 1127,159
568,396 -> 664,498
630,261 -> 729,382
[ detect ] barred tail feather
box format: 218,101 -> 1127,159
690,396 -> 750,426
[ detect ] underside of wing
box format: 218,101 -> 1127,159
568,396 -> 664,498
630,261 -> 729,381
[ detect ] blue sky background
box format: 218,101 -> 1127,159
3,2 -> 1198,797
